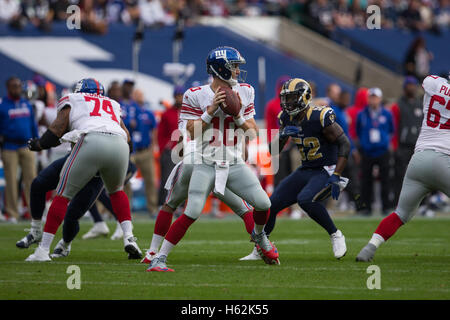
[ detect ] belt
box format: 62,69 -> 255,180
136,146 -> 150,152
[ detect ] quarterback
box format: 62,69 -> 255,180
146,46 -> 276,272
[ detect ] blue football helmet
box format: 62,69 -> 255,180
206,46 -> 246,86
73,78 -> 105,95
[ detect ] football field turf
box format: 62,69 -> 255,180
0,216 -> 448,300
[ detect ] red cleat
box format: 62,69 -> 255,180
140,251 -> 156,264
251,231 -> 280,263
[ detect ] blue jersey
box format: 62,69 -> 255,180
132,107 -> 157,150
278,106 -> 338,168
0,96 -> 38,150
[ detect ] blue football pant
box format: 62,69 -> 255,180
264,167 -> 338,235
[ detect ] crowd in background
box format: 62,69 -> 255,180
0,74 -> 184,222
1,71 -> 448,224
0,0 -> 448,34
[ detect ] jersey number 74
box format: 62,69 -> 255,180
84,96 -> 119,124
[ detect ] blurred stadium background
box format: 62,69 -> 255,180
0,0 -> 449,222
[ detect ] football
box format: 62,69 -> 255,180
219,86 -> 241,116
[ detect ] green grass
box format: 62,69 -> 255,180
0,216 -> 449,300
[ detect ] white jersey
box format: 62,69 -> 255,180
179,83 -> 256,164
56,92 -> 127,143
415,75 -> 450,156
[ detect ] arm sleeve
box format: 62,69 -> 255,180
422,75 -> 437,95
180,89 -> 203,120
241,85 -> 255,120
56,95 -> 73,112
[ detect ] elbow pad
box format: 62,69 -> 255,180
39,129 -> 61,149
336,133 -> 351,158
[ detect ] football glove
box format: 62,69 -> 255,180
326,173 -> 341,200
27,138 -> 42,152
279,126 -> 301,139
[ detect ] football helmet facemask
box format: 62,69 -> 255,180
280,78 -> 312,117
206,46 -> 246,86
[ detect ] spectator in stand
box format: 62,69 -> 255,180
80,0 -> 109,34
204,0 -> 229,16
131,88 -> 158,215
384,0 -> 409,28
139,0 -> 171,27
399,0 -> 427,31
308,0 -> 335,37
50,0 -> 70,22
22,0 -> 55,32
333,0 -> 355,28
434,0 -> 450,31
356,88 -> 394,216
0,0 -> 21,24
264,75 -> 291,187
0,76 -> 39,223
390,76 -> 423,203
157,85 -> 183,206
404,36 -> 433,81
348,0 -> 367,28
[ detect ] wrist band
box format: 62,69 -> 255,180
201,111 -> 213,124
233,116 -> 245,127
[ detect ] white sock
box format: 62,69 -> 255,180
39,232 -> 55,251
120,220 -> 133,238
253,224 -> 265,235
369,233 -> 385,248
149,234 -> 164,253
31,219 -> 42,235
158,239 -> 175,257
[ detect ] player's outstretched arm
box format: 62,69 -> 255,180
28,105 -> 70,151
268,126 -> 290,156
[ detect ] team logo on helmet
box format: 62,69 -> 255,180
74,78 -> 105,95
206,46 -> 247,86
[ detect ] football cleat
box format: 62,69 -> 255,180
356,243 -> 377,262
82,222 -> 109,239
50,239 -> 71,258
251,230 -> 279,263
25,246 -> 51,262
110,222 -> 123,240
239,245 -> 262,261
331,230 -> 347,259
140,251 -> 157,264
146,255 -> 174,272
16,231 -> 42,249
124,236 -> 142,259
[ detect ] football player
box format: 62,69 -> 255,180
141,160 -> 255,264
146,46 -> 276,272
242,78 -> 351,262
25,78 -> 142,261
356,73 -> 450,262
15,155 -> 136,258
